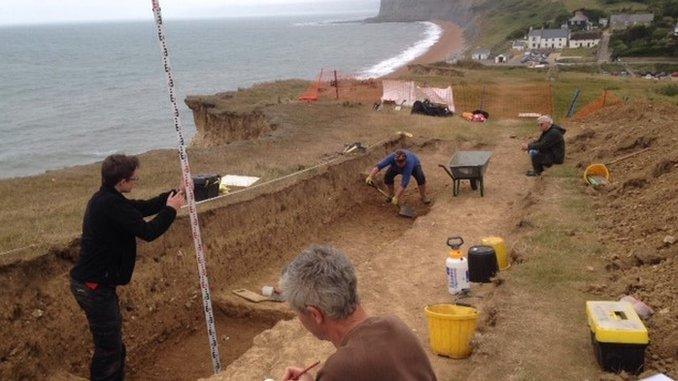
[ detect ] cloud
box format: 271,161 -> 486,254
0,0 -> 379,25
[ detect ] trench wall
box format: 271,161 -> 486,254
0,137 -> 403,379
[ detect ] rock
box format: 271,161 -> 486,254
633,249 -> 662,265
662,235 -> 675,245
586,266 -> 595,272
32,309 -> 44,319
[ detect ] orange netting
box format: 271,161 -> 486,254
299,69 -> 381,104
571,90 -> 622,121
299,69 -> 555,119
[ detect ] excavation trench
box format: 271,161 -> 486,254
0,135 -> 446,380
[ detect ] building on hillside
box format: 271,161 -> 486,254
599,18 -> 609,28
512,40 -> 528,51
568,10 -> 591,30
472,48 -> 490,60
528,27 -> 570,49
569,30 -> 602,48
494,54 -> 508,63
610,13 -> 654,30
674,22 -> 678,36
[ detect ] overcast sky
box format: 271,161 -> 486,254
0,0 -> 380,26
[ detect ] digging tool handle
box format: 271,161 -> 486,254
447,236 -> 464,249
605,148 -> 651,165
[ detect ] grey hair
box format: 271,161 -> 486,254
537,115 -> 553,125
281,245 -> 360,320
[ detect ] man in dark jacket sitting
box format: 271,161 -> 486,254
70,154 -> 186,380
521,115 -> 566,176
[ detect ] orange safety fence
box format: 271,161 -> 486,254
299,69 -> 555,119
571,90 -> 622,121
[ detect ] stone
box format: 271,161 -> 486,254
31,309 -> 44,319
663,235 -> 675,245
633,249 -> 662,265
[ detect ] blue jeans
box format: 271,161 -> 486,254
71,278 -> 126,381
528,149 -> 553,173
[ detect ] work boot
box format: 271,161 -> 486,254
525,170 -> 541,177
422,196 -> 432,204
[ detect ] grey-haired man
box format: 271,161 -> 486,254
280,245 -> 437,381
521,115 -> 566,176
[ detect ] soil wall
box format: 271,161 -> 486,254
0,137 -> 404,379
185,96 -> 275,148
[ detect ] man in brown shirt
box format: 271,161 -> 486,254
280,245 -> 437,381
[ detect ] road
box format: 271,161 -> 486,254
597,30 -> 611,63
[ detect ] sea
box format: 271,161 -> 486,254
0,13 -> 442,179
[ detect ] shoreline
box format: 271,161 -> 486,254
388,20 -> 465,78
0,19 -> 464,183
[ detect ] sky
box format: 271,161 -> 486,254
0,0 -> 380,26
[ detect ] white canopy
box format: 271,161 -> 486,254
381,80 -> 455,112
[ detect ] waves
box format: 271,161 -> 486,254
357,21 -> 442,79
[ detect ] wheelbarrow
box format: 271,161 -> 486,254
438,151 -> 492,197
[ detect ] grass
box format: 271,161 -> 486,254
0,67 -> 671,256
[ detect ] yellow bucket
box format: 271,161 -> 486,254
481,236 -> 510,270
425,304 -> 479,359
584,163 -> 610,185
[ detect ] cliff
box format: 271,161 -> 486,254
368,0 -> 479,26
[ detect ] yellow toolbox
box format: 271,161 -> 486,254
586,301 -> 649,374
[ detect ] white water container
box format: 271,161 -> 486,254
446,256 -> 470,294
445,236 -> 470,295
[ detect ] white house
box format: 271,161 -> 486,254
610,13 -> 654,30
512,40 -> 528,51
599,18 -> 609,28
472,48 -> 491,60
494,54 -> 508,63
528,27 -> 570,49
569,31 -> 602,48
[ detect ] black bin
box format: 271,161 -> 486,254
468,245 -> 498,283
193,174 -> 220,201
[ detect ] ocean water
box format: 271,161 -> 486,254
0,13 -> 441,179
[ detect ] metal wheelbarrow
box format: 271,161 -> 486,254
438,151 -> 492,197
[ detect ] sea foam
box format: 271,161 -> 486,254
357,21 -> 442,79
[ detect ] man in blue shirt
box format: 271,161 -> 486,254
366,149 -> 431,205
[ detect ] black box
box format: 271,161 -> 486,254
590,332 -> 647,374
193,174 -> 220,201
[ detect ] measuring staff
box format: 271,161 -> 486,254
70,154 -> 186,380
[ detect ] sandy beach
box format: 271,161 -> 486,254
389,20 -> 465,77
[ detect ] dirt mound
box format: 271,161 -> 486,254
185,96 -> 277,147
568,100 -> 678,376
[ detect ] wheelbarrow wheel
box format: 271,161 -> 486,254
470,179 -> 478,191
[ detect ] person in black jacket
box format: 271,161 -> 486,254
521,115 -> 566,176
70,154 -> 185,381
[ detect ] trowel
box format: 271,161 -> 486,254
368,183 -> 416,219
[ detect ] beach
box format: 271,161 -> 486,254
390,20 -> 465,77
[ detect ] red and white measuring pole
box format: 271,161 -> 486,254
151,0 -> 221,374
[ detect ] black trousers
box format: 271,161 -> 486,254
71,278 -> 126,381
530,152 -> 553,174
384,164 -> 426,186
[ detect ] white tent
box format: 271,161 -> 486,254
417,86 -> 455,112
381,80 -> 455,112
381,80 -> 417,107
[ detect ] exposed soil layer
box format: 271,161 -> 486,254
185,96 -> 275,148
568,101 -> 677,377
0,136 -> 434,380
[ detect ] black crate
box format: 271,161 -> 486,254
193,174 -> 220,201
590,332 -> 647,374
